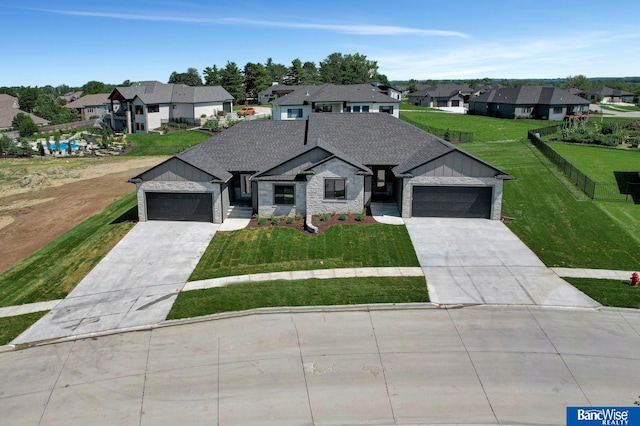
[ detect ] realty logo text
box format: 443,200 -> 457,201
577,408 -> 629,425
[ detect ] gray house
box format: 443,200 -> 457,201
129,113 -> 512,225
581,86 -> 634,104
468,86 -> 590,120
408,84 -> 474,113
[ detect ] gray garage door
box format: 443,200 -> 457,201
412,186 -> 492,218
146,192 -> 213,222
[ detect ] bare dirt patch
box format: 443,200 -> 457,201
0,157 -> 166,274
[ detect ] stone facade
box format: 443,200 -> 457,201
136,181 -> 223,223
257,181 -> 306,218
400,176 -> 504,220
305,158 -> 365,215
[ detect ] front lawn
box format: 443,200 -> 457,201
0,193 -> 138,307
168,276 -> 428,319
189,224 -> 419,281
124,130 -> 210,156
400,111 -> 549,143
0,311 -> 48,346
460,140 -> 640,270
546,142 -> 640,183
564,277 -> 640,309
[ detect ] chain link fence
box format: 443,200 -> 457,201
401,114 -> 474,143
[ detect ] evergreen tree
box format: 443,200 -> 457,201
220,62 -> 246,102
204,65 -> 221,86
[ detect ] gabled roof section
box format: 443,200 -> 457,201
410,84 -> 472,98
109,81 -> 233,104
65,93 -> 110,108
470,86 -> 590,105
271,83 -> 399,106
129,156 -> 231,183
585,86 -> 634,97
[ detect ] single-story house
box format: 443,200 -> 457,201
468,86 -> 590,120
258,84 -> 300,104
581,87 -> 634,104
65,93 -> 113,120
108,81 -> 234,133
129,113 -> 512,225
56,91 -> 83,104
270,83 -> 400,120
0,94 -> 49,130
408,84 -> 474,113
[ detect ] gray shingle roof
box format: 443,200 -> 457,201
65,93 -> 110,108
271,84 -> 399,106
470,86 -> 589,105
167,113 -> 509,180
409,84 -> 472,98
585,86 -> 634,97
110,81 -> 233,104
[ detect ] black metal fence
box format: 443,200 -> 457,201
528,126 -> 634,202
401,114 -> 474,143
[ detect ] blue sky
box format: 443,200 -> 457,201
2,0 -> 639,87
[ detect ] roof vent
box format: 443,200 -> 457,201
305,91 -> 309,96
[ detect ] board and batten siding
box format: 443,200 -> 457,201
139,158 -> 214,182
264,148 -> 332,176
409,151 -> 496,178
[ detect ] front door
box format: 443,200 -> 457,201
372,167 -> 394,202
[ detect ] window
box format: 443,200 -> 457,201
274,185 -> 294,204
240,174 -> 251,196
345,106 -> 351,113
147,104 -> 159,113
451,100 -> 460,107
135,123 -> 145,131
352,106 -> 361,113
553,107 -> 563,114
362,105 -> 370,113
135,105 -> 143,115
172,105 -> 177,109
522,106 -> 532,113
325,179 -> 346,200
287,108 -> 303,119
379,105 -> 394,114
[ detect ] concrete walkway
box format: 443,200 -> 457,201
2,306 -> 640,425
11,221 -> 218,345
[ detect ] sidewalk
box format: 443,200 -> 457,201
2,267 -> 636,320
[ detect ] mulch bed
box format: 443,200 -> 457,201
246,213 -> 378,235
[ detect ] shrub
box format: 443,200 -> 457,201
601,122 -> 620,135
355,213 -> 366,221
258,217 -> 268,225
271,217 -> 281,225
286,216 -> 296,224
338,214 -> 348,221
320,214 -> 331,222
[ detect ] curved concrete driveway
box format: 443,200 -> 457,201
404,218 -> 600,307
13,221 -> 218,344
2,306 -> 640,425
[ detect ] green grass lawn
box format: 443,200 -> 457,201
564,277 -> 640,309
0,193 -> 138,307
0,311 -> 47,346
124,130 -> 211,156
400,111 -> 549,143
168,276 -> 428,319
547,142 -> 640,182
190,224 -> 419,281
600,104 -> 640,112
460,140 -> 640,269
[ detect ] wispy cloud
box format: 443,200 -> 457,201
31,8 -> 469,38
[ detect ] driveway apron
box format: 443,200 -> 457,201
404,218 -> 599,307
13,221 -> 218,344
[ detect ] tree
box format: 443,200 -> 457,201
203,65 -> 221,86
302,61 -> 321,84
18,87 -> 39,113
284,59 -> 305,85
319,52 -> 345,84
563,75 -> 591,90
81,80 -> 107,94
168,68 -> 203,86
265,58 -> 287,85
12,112 -> 38,137
0,134 -> 11,154
243,62 -> 271,99
220,61 -> 246,102
35,93 -> 79,124
407,79 -> 418,93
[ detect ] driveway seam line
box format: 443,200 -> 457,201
367,311 -> 397,425
291,314 -> 315,425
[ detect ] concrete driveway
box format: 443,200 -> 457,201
404,218 -> 600,307
13,221 -> 218,344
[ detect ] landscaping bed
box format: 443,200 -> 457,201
247,212 -> 376,235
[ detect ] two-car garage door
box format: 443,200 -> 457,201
146,192 -> 213,222
412,186 -> 492,219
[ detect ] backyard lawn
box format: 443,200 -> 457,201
190,224 -> 420,281
124,130 -> 211,156
400,110 -> 549,142
547,142 -> 640,183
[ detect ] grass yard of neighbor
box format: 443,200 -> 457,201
190,224 -> 420,281
168,276 -> 429,320
124,130 -> 211,156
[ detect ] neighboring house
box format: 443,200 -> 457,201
581,86 -> 635,104
270,84 -> 400,120
65,93 -> 113,120
129,113 -> 512,225
258,84 -> 300,104
56,91 -> 83,104
108,81 -> 234,133
468,86 -> 590,120
408,84 -> 474,113
0,94 -> 49,130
